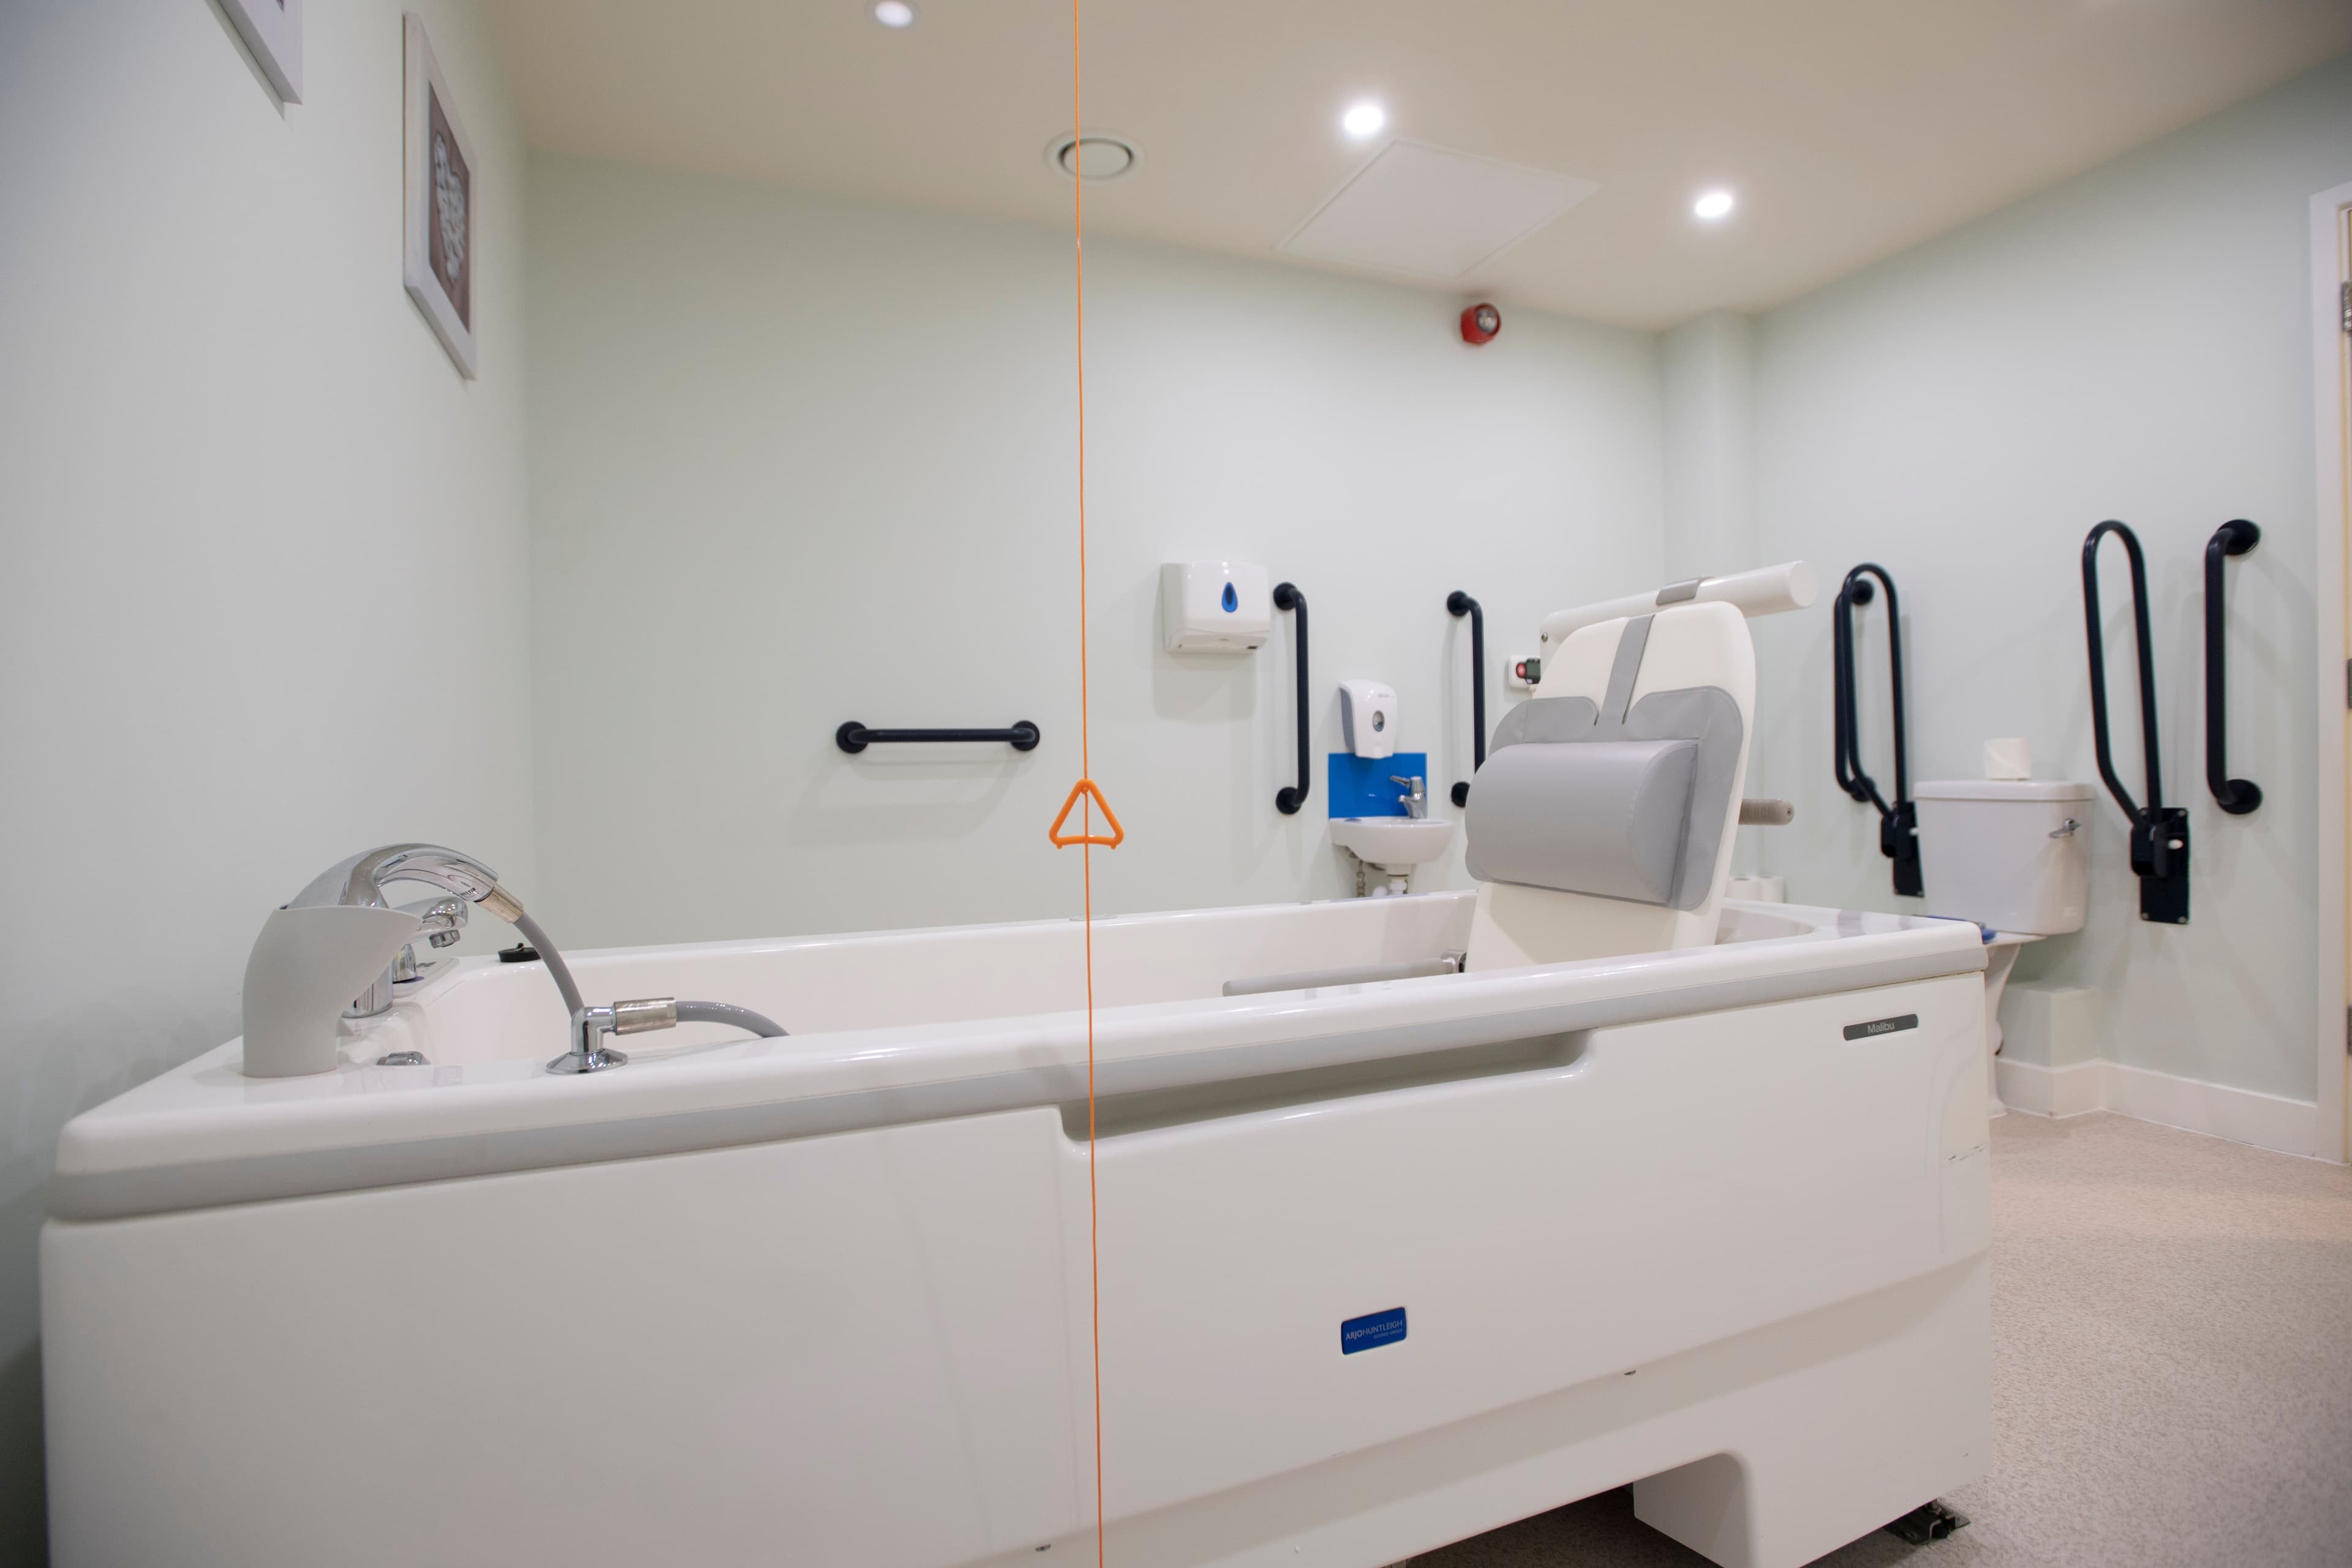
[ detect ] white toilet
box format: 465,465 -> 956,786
1911,774 -> 2093,1115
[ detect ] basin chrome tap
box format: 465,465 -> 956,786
1391,775 -> 1428,820
289,845 -> 522,1017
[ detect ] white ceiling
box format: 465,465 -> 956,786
486,0 -> 2352,330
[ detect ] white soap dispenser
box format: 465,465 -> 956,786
1339,680 -> 1398,759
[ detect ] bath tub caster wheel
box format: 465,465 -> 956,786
1885,1500 -> 1970,1545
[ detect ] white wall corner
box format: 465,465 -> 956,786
1993,1056 -> 2106,1120
1660,309 -> 1758,583
1995,982 -> 2101,1068
2309,179 -> 2352,1166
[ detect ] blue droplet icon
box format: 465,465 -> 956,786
1222,582 -> 1238,612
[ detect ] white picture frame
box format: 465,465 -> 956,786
220,0 -> 303,104
403,13 -> 478,379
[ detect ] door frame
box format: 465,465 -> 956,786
2312,181 -> 2351,1164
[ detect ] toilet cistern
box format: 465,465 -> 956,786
1912,763 -> 2094,1115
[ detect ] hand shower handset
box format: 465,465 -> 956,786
1830,563 -> 1921,897
251,845 -> 785,1077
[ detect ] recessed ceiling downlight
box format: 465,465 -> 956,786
1693,188 -> 1736,221
872,1 -> 915,26
1342,101 -> 1386,140
1047,132 -> 1139,181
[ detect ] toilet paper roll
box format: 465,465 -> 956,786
1985,737 -> 2031,781
1726,875 -> 1787,903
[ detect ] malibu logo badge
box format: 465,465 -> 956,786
1341,1306 -> 1408,1355
1843,1013 -> 1919,1042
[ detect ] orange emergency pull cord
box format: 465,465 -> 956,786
1049,779 -> 1125,848
1044,0 -> 1115,1562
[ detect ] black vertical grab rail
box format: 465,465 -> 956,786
2082,520 -> 2190,924
1830,563 -> 1921,896
2204,518 -> 2262,815
1446,590 -> 1484,809
1273,582 -> 1310,815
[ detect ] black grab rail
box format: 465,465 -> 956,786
1446,590 -> 1485,809
1831,563 -> 1921,897
837,720 -> 1040,753
2204,518 -> 2262,816
1273,582 -> 1310,815
2083,521 -> 2189,924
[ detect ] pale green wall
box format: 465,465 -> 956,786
523,154 -> 1665,949
0,4 -> 537,1559
1749,53 -> 2352,1104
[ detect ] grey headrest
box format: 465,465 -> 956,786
1463,615 -> 1744,910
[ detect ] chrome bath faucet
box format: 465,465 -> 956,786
288,844 -> 522,1017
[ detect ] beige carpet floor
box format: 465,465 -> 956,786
1408,1111 -> 2352,1568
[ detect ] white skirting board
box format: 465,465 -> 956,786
1995,1056 -> 2327,1159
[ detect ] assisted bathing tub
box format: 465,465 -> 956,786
46,573 -> 1993,1567
43,891 -> 1989,1568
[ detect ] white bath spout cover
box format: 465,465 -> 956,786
241,904 -> 424,1077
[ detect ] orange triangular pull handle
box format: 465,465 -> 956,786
1049,778 -> 1125,848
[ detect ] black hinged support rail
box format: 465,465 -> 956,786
1832,564 -> 1921,896
2204,518 -> 2262,815
1273,582 -> 1310,815
2083,520 -> 2189,924
836,720 -> 1040,753
1446,590 -> 1485,809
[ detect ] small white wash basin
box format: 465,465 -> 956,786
1330,815 -> 1455,867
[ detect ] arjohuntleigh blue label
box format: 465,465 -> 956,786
1341,1306 -> 1408,1354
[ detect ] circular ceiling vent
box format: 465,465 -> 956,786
1046,131 -> 1139,182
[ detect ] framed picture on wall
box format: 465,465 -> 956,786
221,0 -> 303,104
403,13 -> 478,379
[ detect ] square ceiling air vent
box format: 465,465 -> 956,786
1279,140 -> 1598,281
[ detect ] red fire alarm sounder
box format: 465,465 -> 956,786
1460,303 -> 1501,344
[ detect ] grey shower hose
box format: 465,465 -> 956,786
511,910 -> 786,1038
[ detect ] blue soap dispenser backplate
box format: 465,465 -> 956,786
1329,752 -> 1428,817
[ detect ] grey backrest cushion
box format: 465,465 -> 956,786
1464,614 -> 1745,910
1465,737 -> 1697,904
